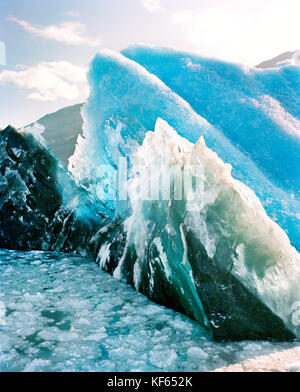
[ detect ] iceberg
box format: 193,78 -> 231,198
68,50 -> 216,216
1,46 -> 300,341
121,46 -> 300,250
113,118 -> 300,340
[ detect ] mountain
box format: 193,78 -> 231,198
27,103 -> 84,166
256,51 -> 296,68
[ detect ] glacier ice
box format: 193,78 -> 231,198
69,46 -> 300,249
1,45 -> 300,342
121,45 -> 300,250
67,48 -> 300,338
109,118 -> 300,339
68,49 -> 215,216
1,120 -> 298,340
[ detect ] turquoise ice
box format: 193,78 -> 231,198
70,47 -> 300,249
122,45 -> 300,249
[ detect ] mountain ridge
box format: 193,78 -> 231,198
26,103 -> 84,166
255,51 -> 296,68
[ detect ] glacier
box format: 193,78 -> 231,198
1,46 -> 300,342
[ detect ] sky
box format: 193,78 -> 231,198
0,0 -> 299,128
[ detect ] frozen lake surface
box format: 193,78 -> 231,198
0,249 -> 298,372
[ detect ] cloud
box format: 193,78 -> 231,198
7,17 -> 101,47
64,11 -> 81,18
171,0 -> 300,65
0,61 -> 89,101
140,0 -> 161,13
